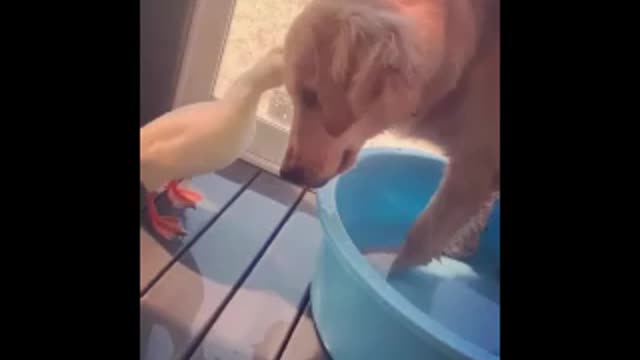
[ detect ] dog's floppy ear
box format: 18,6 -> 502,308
324,7 -> 426,137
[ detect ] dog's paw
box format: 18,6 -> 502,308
389,228 -> 446,273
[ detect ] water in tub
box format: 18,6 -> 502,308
364,250 -> 500,355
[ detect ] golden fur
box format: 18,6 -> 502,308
281,0 -> 500,267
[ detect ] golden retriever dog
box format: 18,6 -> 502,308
280,0 -> 500,270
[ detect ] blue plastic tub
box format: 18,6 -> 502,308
312,147 -> 500,360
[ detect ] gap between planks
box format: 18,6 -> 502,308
179,189 -> 308,360
140,170 -> 262,297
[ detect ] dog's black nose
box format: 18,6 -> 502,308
280,167 -> 307,186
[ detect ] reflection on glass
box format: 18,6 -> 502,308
213,0 -> 312,129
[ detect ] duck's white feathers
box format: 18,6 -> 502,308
140,48 -> 284,191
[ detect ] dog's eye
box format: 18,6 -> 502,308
300,87 -> 319,109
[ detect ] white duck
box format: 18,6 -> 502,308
141,47 -> 284,240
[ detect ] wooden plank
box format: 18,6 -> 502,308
280,305 -> 329,360
189,193 -> 323,360
140,161 -> 259,293
140,173 -> 302,360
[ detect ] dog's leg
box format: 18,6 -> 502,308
443,191 -> 498,258
391,157 -> 498,271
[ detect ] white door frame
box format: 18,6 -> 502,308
173,0 -> 290,176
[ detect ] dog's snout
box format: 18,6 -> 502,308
280,166 -> 330,188
280,167 -> 307,186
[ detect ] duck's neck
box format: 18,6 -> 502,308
216,71 -> 272,148
223,69 -> 273,106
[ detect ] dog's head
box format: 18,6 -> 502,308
280,0 -> 430,188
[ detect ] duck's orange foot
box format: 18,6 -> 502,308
166,180 -> 203,209
146,193 -> 186,240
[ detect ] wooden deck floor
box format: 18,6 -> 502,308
140,160 -> 330,360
